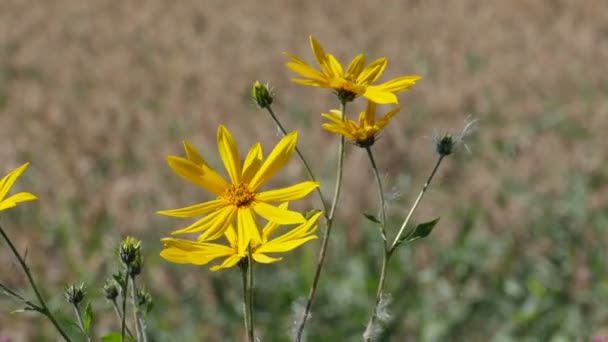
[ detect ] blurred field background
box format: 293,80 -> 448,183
1,0 -> 608,341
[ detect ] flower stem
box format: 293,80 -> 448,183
121,269 -> 130,342
365,146 -> 388,245
129,276 -> 143,341
365,155 -> 445,341
240,252 -> 255,342
295,101 -> 348,342
390,155 -> 444,251
247,246 -> 254,342
72,303 -> 91,342
111,299 -> 134,338
264,105 -> 329,215
0,223 -> 72,341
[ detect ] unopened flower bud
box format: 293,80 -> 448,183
64,283 -> 86,306
251,81 -> 274,108
103,279 -> 119,301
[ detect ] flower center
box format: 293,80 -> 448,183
222,183 -> 256,207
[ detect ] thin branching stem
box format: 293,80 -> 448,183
295,100 -> 348,342
264,105 -> 329,215
0,223 -> 71,341
365,146 -> 388,245
111,299 -> 134,338
72,304 -> 90,342
390,155 -> 444,251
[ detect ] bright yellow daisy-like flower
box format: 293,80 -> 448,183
285,36 -> 421,104
160,204 -> 322,271
159,125 -> 319,246
0,163 -> 37,212
322,101 -> 400,148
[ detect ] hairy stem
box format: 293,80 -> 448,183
129,276 -> 143,341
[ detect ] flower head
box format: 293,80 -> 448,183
64,283 -> 86,306
160,204 -> 323,271
285,36 -> 421,104
434,117 -> 479,156
0,163 -> 37,212
119,236 -> 142,267
158,125 -> 319,248
322,101 -> 400,147
251,81 -> 274,109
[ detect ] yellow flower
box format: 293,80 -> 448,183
0,163 -> 37,212
158,125 -> 320,246
285,36 -> 421,104
322,101 -> 400,147
160,205 -> 323,271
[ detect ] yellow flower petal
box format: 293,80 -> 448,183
376,107 -> 401,129
252,252 -> 282,264
236,207 -> 261,255
345,54 -> 366,80
197,207 -> 237,241
310,36 -> 328,72
166,156 -> 229,196
157,199 -> 226,218
374,75 -> 422,93
286,62 -> 327,82
257,181 -> 319,203
362,86 -> 398,104
217,125 -> 242,184
182,141 -> 206,167
0,192 -> 38,211
242,143 -> 263,183
261,202 -> 289,241
356,58 -> 388,84
0,163 -> 30,202
326,54 -> 344,77
253,201 -> 304,224
249,131 -> 297,190
170,206 -> 234,236
210,255 -> 243,272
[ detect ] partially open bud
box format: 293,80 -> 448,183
251,81 -> 274,109
136,288 -> 153,314
64,283 -> 86,306
128,253 -> 143,277
119,236 -> 142,267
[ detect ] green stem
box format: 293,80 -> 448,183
295,101 -> 348,342
129,276 -> 142,341
72,304 -> 91,342
121,269 -> 130,342
365,146 -> 388,245
247,246 -> 254,342
0,223 -> 72,341
111,299 -> 134,338
240,255 -> 254,342
364,250 -> 391,342
390,155 -> 444,251
265,105 -> 329,215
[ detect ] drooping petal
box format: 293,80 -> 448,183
210,255 -> 243,271
236,207 -> 262,255
0,192 -> 38,211
258,236 -> 318,254
291,79 -> 326,87
374,75 -> 422,93
257,181 -> 319,203
249,131 -> 297,190
0,163 -> 30,202
166,156 -> 229,195
160,243 -> 233,265
252,252 -> 282,264
253,201 -> 304,224
157,199 -> 226,218
242,143 -> 263,183
261,203 -> 289,241
362,86 -> 398,104
170,205 -> 234,236
321,110 -> 344,124
197,207 -> 237,241
217,125 -> 242,184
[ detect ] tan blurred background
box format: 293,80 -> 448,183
1,0 -> 607,340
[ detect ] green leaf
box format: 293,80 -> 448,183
84,302 -> 93,333
399,217 -> 440,244
102,332 -> 135,342
363,213 -> 382,225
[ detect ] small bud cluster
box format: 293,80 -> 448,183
119,236 -> 142,269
